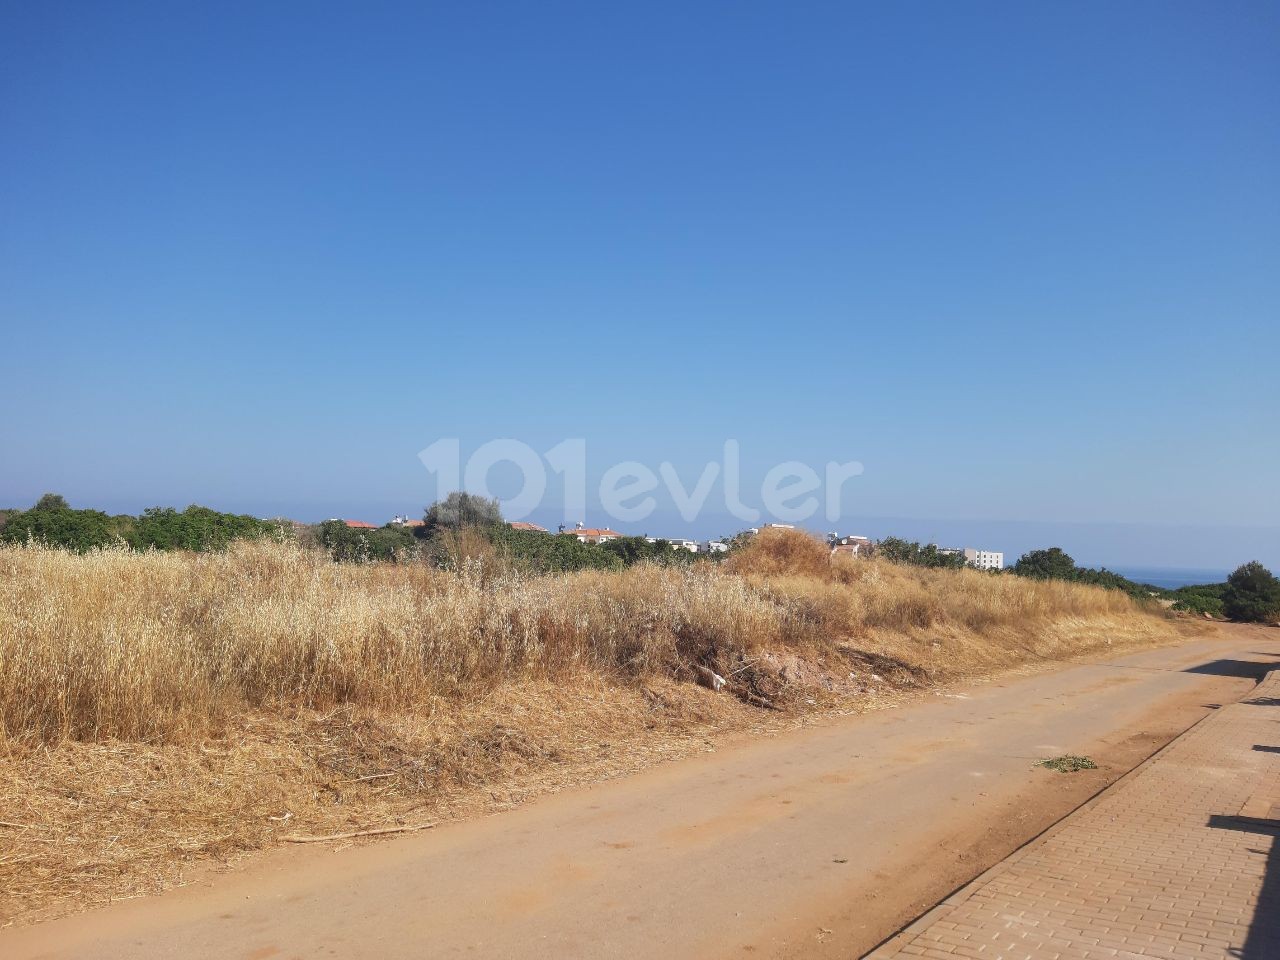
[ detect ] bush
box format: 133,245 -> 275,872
1170,592 -> 1225,617
1222,561 -> 1280,624
317,520 -> 418,562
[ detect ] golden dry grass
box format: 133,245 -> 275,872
0,531 -> 1195,923
0,533 -> 1170,746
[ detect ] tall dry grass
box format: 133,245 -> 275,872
0,531 -> 1180,746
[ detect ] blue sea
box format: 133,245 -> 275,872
1105,566 -> 1230,590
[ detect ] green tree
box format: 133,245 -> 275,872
1221,562 -> 1280,624
878,536 -> 966,569
423,492 -> 503,535
33,493 -> 70,511
1013,547 -> 1078,581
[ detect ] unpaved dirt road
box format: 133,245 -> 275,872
7,625 -> 1278,960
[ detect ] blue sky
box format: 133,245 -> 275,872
2,2 -> 1277,570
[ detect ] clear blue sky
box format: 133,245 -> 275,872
2,2 -> 1277,570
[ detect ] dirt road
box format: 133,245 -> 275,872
7,625 -> 1278,960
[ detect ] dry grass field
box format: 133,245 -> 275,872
0,529 -> 1196,923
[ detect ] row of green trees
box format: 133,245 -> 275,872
875,537 -> 967,569
0,495 -> 282,553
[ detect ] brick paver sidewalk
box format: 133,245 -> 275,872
867,670 -> 1280,960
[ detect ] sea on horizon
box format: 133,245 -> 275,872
1105,566 -> 1230,590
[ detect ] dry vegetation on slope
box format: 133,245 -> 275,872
0,529 -> 1193,923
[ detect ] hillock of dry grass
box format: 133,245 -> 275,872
0,529 -> 1194,923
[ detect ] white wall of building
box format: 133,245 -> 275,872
963,548 -> 1004,570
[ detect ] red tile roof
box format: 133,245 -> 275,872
401,519 -> 424,527
343,520 -> 377,529
508,521 -> 548,532
563,528 -> 621,537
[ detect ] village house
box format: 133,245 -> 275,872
508,521 -> 548,533
562,523 -> 621,544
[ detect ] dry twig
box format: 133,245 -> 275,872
282,823 -> 435,843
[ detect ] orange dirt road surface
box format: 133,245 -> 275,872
6,624 -> 1278,960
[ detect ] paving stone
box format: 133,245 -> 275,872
868,670 -> 1280,960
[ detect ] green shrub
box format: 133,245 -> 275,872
317,520 -> 418,562
1222,562 -> 1280,624
130,506 -> 280,552
489,526 -> 622,573
0,505 -> 129,552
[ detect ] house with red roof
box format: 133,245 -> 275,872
561,523 -> 622,544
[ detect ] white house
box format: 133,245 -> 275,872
644,536 -> 700,552
701,540 -> 729,554
964,548 -> 1004,570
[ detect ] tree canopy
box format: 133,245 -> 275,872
33,493 -> 70,511
1012,547 -> 1078,580
877,537 -> 966,569
423,492 -> 503,534
1221,561 -> 1280,624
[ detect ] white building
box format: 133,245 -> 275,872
644,536 -> 700,552
964,548 -> 1004,570
701,540 -> 729,554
